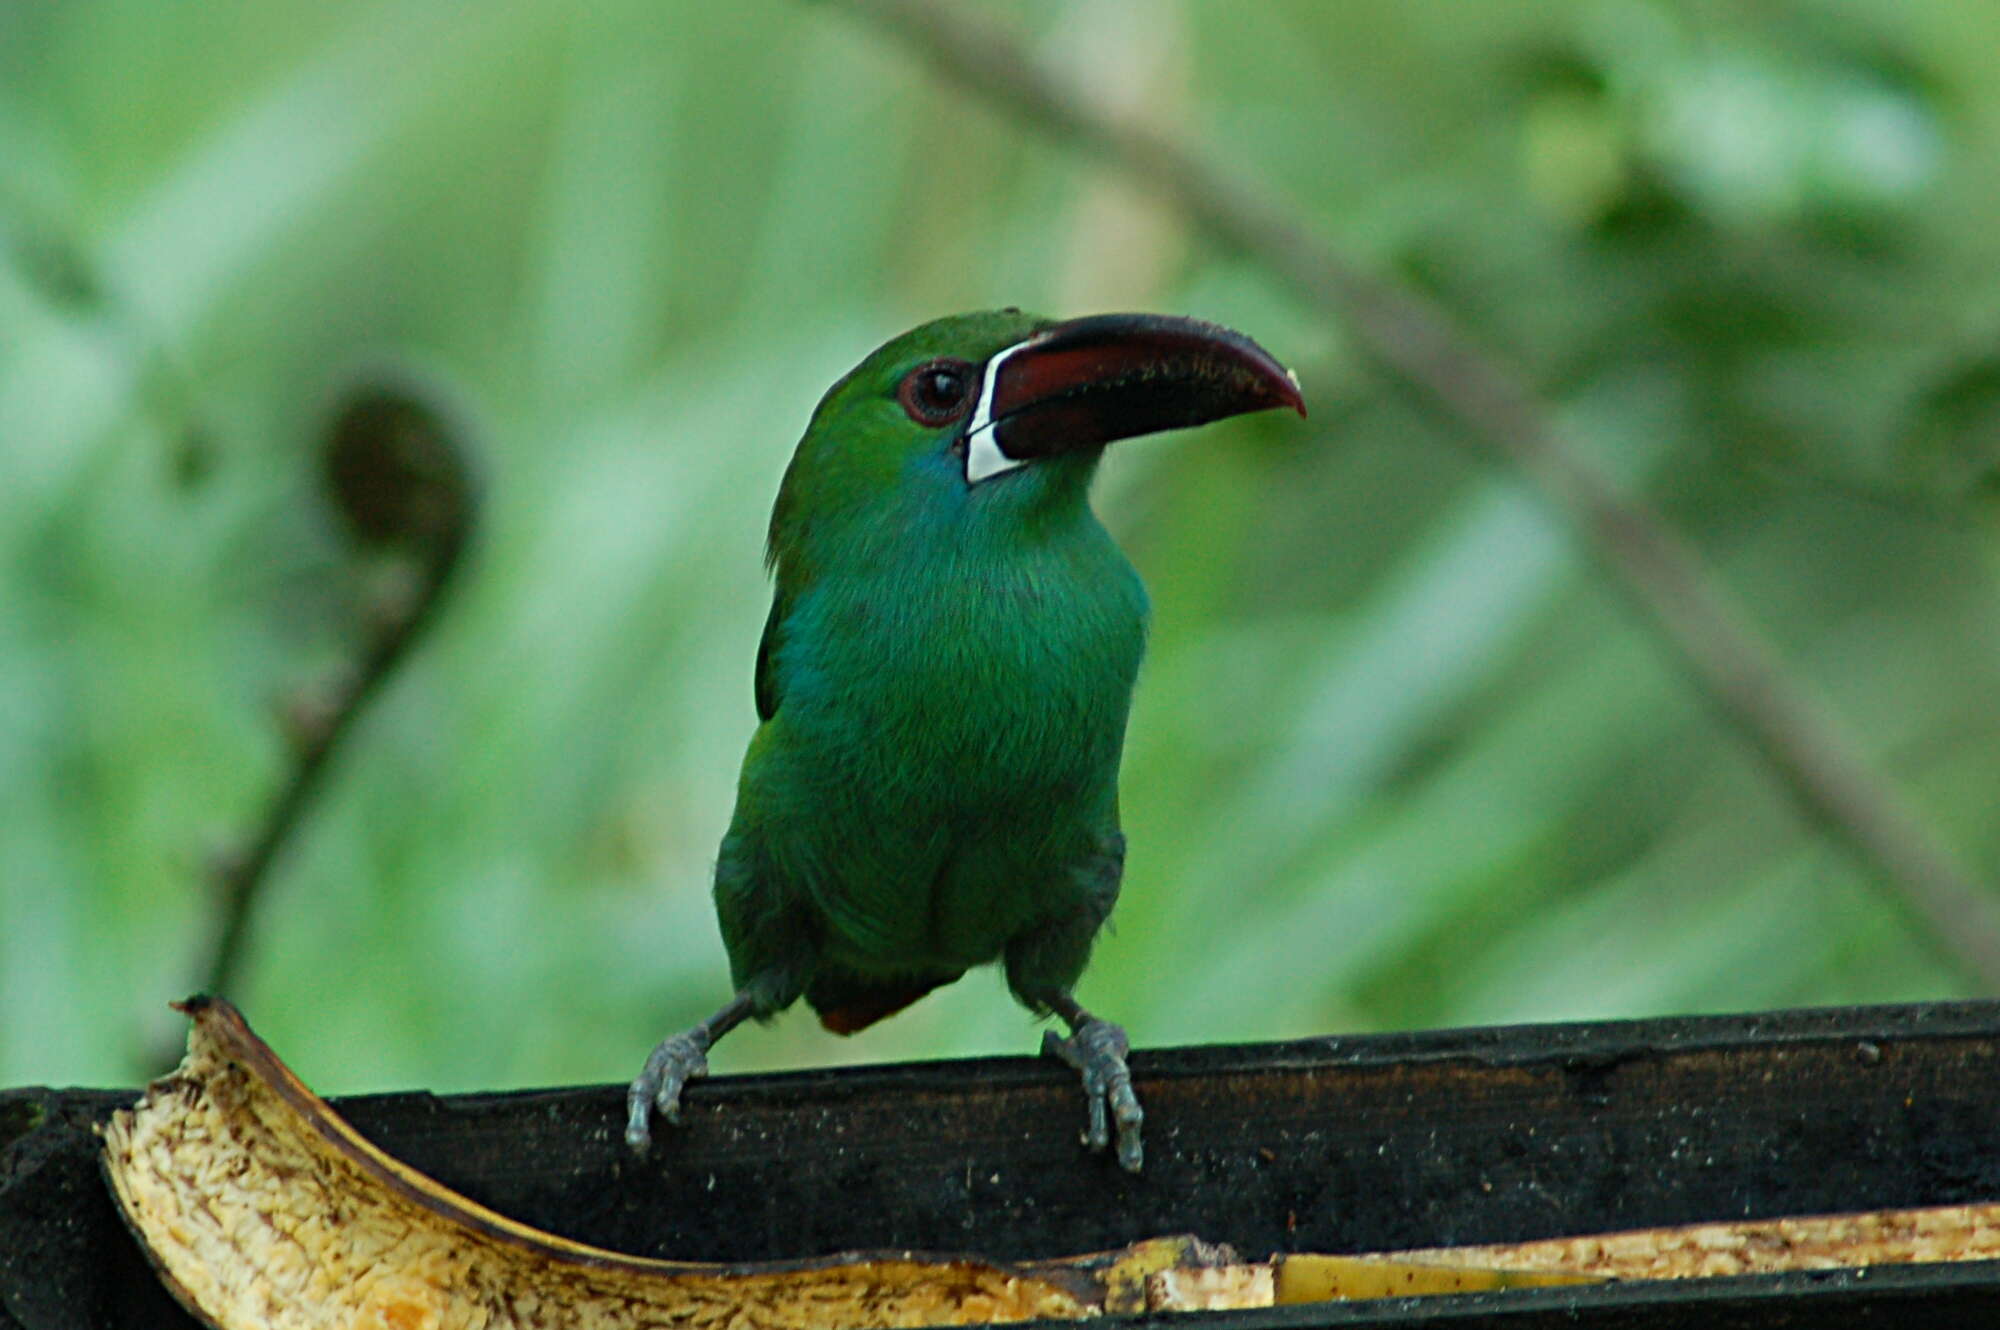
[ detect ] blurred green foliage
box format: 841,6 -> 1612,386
4,0 -> 2000,1094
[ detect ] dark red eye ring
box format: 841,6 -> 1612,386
897,358 -> 976,427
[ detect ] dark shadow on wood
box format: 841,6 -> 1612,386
8,1001 -> 2000,1327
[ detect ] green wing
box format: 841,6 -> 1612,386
753,594 -> 785,721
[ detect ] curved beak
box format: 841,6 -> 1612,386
978,313 -> 1305,464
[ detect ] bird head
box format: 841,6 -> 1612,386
770,309 -> 1304,568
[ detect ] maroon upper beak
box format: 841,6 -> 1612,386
981,313 -> 1305,462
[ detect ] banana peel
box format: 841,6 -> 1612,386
98,999 -> 2000,1328
102,998 -> 1233,1329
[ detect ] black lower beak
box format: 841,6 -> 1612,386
982,313 -> 1305,462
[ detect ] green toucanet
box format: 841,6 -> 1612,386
627,309 -> 1303,1171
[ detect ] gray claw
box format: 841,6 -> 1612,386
625,1030 -> 711,1153
1043,1019 -> 1145,1173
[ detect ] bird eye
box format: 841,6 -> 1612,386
897,358 -> 975,426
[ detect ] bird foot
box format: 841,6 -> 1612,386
625,1028 -> 712,1153
1042,1018 -> 1144,1172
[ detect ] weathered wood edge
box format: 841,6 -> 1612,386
9,999 -> 2000,1329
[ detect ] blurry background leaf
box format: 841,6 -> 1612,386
3,0 -> 1997,1094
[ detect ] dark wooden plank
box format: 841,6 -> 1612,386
0,1089 -> 184,1330
7,1001 -> 2000,1329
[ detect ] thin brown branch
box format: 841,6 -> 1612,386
840,0 -> 2000,990
194,384 -> 476,1005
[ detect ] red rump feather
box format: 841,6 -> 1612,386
816,976 -> 955,1035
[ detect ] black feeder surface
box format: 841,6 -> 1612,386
6,1001 -> 2000,1328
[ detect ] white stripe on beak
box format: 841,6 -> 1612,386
961,336 -> 1036,485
